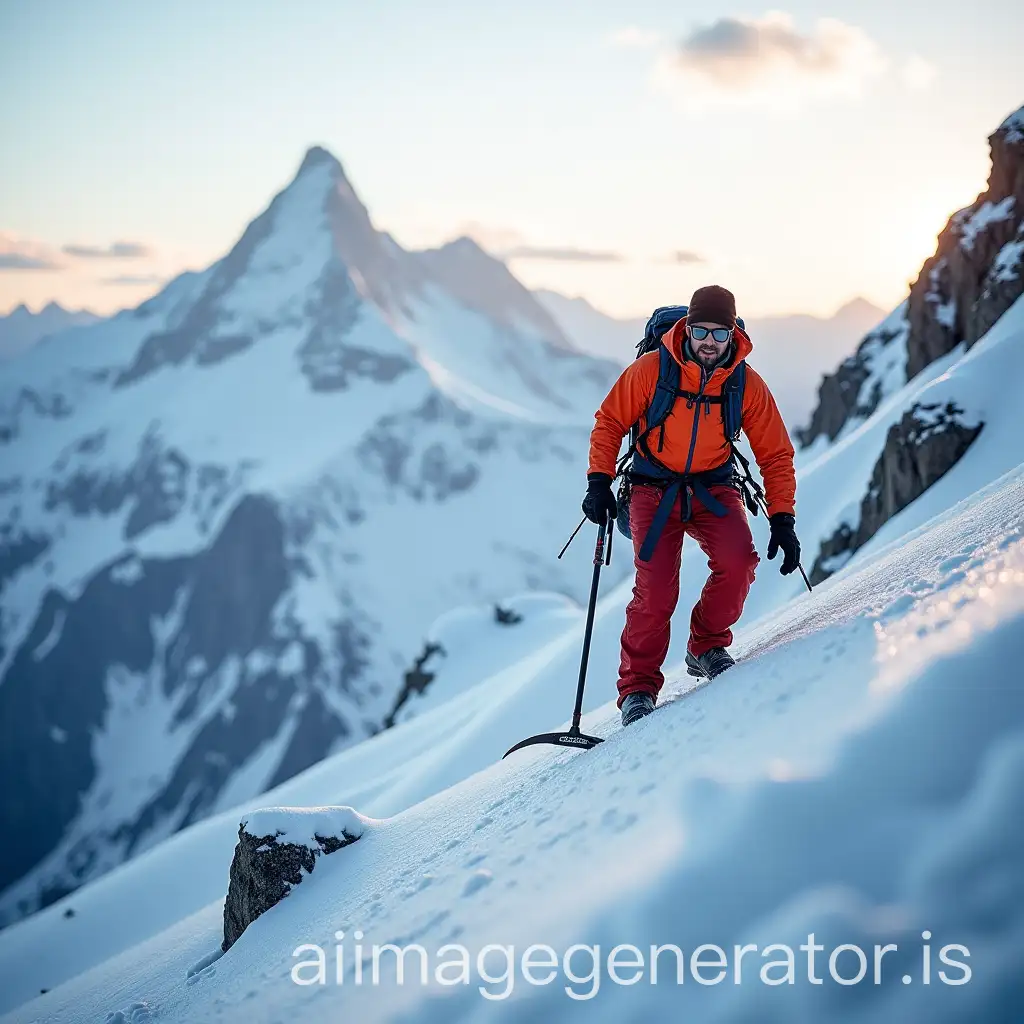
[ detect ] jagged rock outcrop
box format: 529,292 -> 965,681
382,641 -> 446,729
797,305 -> 908,446
907,109 -> 1024,379
810,401 -> 983,583
801,106 -> 1024,448
222,807 -> 370,951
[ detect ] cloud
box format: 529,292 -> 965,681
503,245 -> 624,263
456,222 -> 529,254
607,26 -> 662,49
63,241 -> 152,260
901,55 -> 937,91
100,274 -> 165,286
658,12 -> 886,107
454,224 -> 624,264
0,233 -> 63,271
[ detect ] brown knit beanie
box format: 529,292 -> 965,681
688,285 -> 737,327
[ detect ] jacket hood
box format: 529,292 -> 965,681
663,315 -> 753,381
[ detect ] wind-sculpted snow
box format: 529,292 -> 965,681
3,457 -> 1023,1021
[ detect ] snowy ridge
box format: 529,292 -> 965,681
0,303 -> 101,361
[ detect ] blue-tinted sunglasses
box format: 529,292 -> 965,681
688,325 -> 733,343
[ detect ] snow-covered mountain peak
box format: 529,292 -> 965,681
413,235 -> 573,349
0,143 -> 620,928
295,144 -> 344,177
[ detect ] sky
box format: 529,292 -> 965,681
1,0 -> 1021,320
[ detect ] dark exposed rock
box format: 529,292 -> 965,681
43,428 -> 197,540
0,559 -> 189,902
0,388 -> 74,445
810,402 -> 983,583
797,310 -> 907,447
0,527 -> 50,591
906,113 -> 1024,380
382,641 -> 446,729
0,492 -> 360,923
494,604 -> 524,625
166,494 -> 290,697
295,253 -> 412,393
115,190 -> 281,385
266,687 -> 348,790
362,396 -> 486,501
222,808 -> 367,951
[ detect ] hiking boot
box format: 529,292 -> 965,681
685,647 -> 735,679
620,691 -> 656,727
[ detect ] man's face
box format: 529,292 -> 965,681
687,321 -> 733,368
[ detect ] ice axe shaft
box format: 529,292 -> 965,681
570,514 -> 609,731
504,514 -> 611,758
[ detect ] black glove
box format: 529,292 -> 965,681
582,473 -> 617,525
767,513 -> 801,576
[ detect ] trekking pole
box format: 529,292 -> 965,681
752,491 -> 812,593
558,516 -> 587,560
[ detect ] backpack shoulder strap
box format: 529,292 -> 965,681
618,343 -> 681,476
646,343 -> 681,430
721,359 -> 747,442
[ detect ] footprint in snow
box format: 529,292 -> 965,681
104,1002 -> 154,1023
462,869 -> 493,897
601,808 -> 638,832
185,948 -> 223,984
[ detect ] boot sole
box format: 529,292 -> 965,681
685,652 -> 734,679
620,699 -> 656,726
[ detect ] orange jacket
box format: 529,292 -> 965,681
587,317 -> 796,517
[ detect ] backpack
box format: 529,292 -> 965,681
613,305 -> 765,551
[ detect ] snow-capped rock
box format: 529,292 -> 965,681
809,400 -> 983,583
222,806 -> 372,951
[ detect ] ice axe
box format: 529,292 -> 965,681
502,513 -> 612,758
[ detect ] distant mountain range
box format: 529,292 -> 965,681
534,289 -> 886,428
0,303 -> 100,360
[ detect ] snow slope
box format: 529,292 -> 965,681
4,230 -> 1024,1018
3,437 -> 1022,1023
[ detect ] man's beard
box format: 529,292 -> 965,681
696,345 -> 720,367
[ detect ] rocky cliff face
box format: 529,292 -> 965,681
800,105 -> 1022,583
906,110 -> 1024,380
796,304 -> 909,447
801,106 -> 1024,448
809,401 -> 983,583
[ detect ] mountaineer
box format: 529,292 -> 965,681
582,285 -> 801,726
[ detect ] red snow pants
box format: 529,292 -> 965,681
617,483 -> 759,707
